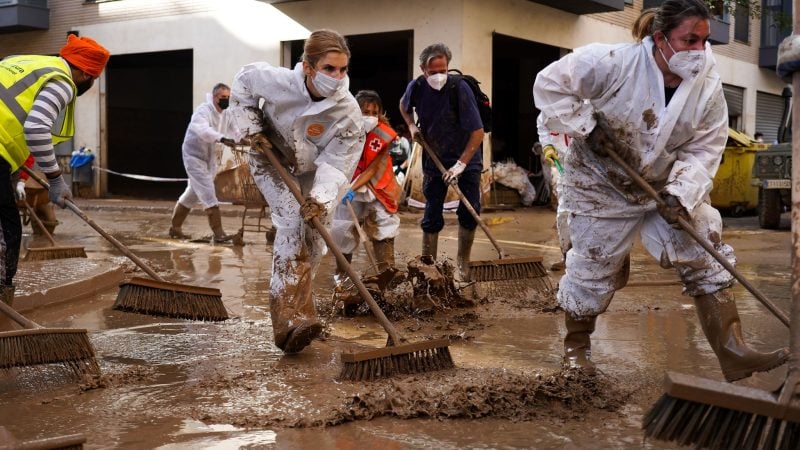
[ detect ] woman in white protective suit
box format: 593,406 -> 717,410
229,30 -> 365,354
169,83 -> 237,243
532,0 -> 788,381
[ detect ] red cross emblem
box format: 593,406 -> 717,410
369,138 -> 382,152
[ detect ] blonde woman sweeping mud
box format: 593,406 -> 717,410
230,30 -> 365,353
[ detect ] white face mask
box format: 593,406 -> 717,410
311,70 -> 346,97
426,73 -> 448,91
659,39 -> 706,81
363,115 -> 379,132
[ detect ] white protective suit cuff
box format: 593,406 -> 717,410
664,160 -> 711,215
230,106 -> 263,141
310,161 -> 348,212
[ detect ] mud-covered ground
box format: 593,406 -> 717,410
0,201 -> 792,449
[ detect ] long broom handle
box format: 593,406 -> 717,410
253,140 -> 403,345
345,200 -> 379,273
0,298 -> 40,329
20,166 -> 165,282
21,199 -> 58,246
415,134 -> 506,259
602,146 -> 790,328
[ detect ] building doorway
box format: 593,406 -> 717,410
105,49 -> 193,199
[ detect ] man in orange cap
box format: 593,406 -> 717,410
0,34 -> 109,326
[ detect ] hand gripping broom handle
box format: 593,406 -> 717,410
253,140 -> 403,345
345,200 -> 379,273
601,147 -> 790,328
416,134 -> 506,259
20,166 -> 164,282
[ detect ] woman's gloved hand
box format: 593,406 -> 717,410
542,145 -> 558,166
47,174 -> 72,208
300,197 -> 327,222
657,193 -> 690,229
341,189 -> 355,205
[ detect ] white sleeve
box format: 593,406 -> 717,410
229,62 -> 273,139
309,114 -> 366,209
187,106 -> 224,144
24,79 -> 73,174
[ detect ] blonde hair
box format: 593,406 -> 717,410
631,0 -> 711,42
302,29 -> 351,67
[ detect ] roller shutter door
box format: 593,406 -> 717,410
756,91 -> 785,144
722,84 -> 743,116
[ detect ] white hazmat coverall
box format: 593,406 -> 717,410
230,61 -> 365,350
533,37 -> 733,319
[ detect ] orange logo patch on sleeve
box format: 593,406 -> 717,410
306,123 -> 325,137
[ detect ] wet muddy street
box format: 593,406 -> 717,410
0,202 -> 792,449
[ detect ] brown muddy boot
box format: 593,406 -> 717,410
206,206 -> 233,243
0,285 -> 17,331
456,226 -> 475,280
169,203 -> 192,239
563,313 -> 597,374
372,238 -> 395,272
694,289 -> 789,382
271,260 -> 322,354
421,232 -> 438,260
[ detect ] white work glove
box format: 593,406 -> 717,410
47,175 -> 72,208
14,181 -> 25,202
443,160 -> 467,184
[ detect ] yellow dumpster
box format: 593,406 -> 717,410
709,128 -> 768,215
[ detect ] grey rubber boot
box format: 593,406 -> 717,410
421,232 -> 439,260
169,203 -> 192,239
206,206 -> 233,243
372,238 -> 395,272
456,227 -> 475,280
563,313 -> 597,374
694,289 -> 789,382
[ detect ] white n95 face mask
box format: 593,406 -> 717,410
426,73 -> 448,91
659,39 -> 706,81
312,70 -> 345,97
363,116 -> 379,132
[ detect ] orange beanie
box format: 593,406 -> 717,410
58,35 -> 110,78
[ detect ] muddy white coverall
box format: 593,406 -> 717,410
533,37 -> 734,319
177,93 -> 230,209
537,112 -> 571,255
230,62 -> 364,348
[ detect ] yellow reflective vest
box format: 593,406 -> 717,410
0,55 -> 76,171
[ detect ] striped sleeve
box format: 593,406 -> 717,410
23,78 -> 74,174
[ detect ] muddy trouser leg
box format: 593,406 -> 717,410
364,200 -> 400,272
0,160 -> 20,331
421,174 -> 446,259
640,203 -> 789,381
250,154 -> 322,353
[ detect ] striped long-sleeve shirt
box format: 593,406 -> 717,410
23,78 -> 74,175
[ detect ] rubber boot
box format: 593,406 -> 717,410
206,206 -> 233,243
563,313 -> 597,374
372,238 -> 395,272
0,285 -> 16,332
271,258 -> 322,354
694,289 -> 789,382
169,203 -> 192,239
456,227 -> 475,280
422,232 -> 438,260
334,253 -> 353,286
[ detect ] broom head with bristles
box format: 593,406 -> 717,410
0,327 -> 99,377
466,256 -> 554,294
23,246 -> 88,262
339,338 -> 454,381
113,276 -> 228,321
643,371 -> 800,449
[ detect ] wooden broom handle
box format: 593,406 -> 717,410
253,139 -> 403,345
21,199 -> 58,246
415,134 -> 505,259
602,144 -> 790,328
20,166 -> 164,282
345,200 -> 379,273
0,298 -> 40,329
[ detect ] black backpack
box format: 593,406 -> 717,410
410,69 -> 493,133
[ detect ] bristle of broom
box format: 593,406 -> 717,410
0,328 -> 99,378
24,247 -> 87,262
468,260 -> 550,282
113,281 -> 228,321
339,340 -> 454,381
643,394 -> 800,449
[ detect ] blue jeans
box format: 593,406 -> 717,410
421,170 -> 480,233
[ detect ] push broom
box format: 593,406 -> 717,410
0,300 -> 99,377
21,167 -> 228,322
415,134 -> 552,290
21,198 -> 87,261
252,124 -> 454,382
588,111 -> 799,447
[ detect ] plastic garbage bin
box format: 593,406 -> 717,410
709,128 -> 768,215
69,150 -> 95,186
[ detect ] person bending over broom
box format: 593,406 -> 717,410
0,35 -> 110,330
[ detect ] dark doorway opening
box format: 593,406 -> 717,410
491,33 -> 561,172
287,30 -> 413,130
106,49 -> 193,199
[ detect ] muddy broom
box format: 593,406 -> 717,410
20,167 -> 228,322
0,300 -> 99,377
251,126 -> 453,381
415,133 -> 552,291
21,199 -> 87,261
587,111 -> 798,447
